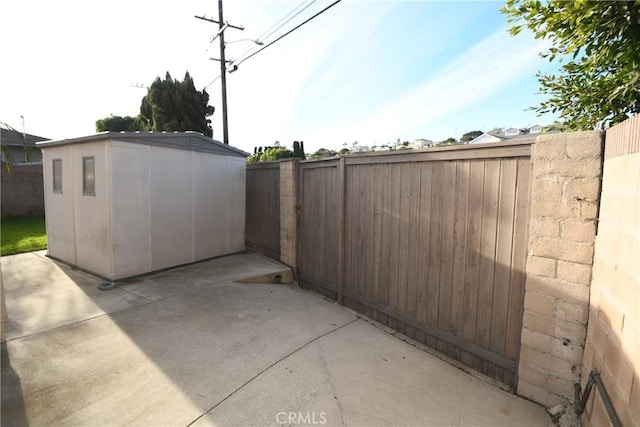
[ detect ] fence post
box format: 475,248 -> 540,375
279,159 -> 299,269
337,157 -> 346,304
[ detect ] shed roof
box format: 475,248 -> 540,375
37,131 -> 249,158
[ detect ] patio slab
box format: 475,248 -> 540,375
1,251 -> 552,426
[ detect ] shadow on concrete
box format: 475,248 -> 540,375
1,251 -> 550,426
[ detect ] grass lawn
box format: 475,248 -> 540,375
1,216 -> 47,256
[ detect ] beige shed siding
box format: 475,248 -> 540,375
110,142 -> 152,278
41,135 -> 246,280
43,145 -> 77,265
150,145 -> 194,270
72,141 -> 112,278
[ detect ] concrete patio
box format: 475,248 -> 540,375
1,251 -> 552,426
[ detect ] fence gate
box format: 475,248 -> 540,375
297,143 -> 532,388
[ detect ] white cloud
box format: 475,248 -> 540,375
300,27 -> 549,149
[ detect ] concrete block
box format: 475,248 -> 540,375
546,375 -> 576,399
518,380 -> 567,407
560,221 -> 597,244
548,337 -> 584,363
565,140 -> 603,159
527,256 -> 557,278
620,319 -> 639,375
531,200 -> 580,219
532,178 -> 563,200
523,311 -> 556,336
555,319 -> 587,345
557,260 -> 592,285
602,345 -> 634,405
579,201 -> 599,220
530,218 -> 560,238
534,159 -> 602,179
563,178 -> 601,201
523,291 -> 556,317
520,347 -> 578,383
529,237 -> 594,265
533,140 -> 567,160
556,300 -> 589,325
521,327 -> 551,351
598,290 -> 625,336
525,276 -> 590,305
518,364 -> 548,388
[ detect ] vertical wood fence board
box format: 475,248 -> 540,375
437,161 -> 457,354
490,159 -> 518,381
294,143 -> 532,387
461,160 -> 485,367
451,161 -> 471,360
245,165 -> 280,259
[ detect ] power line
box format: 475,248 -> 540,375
234,0 -> 343,69
231,0 -> 316,62
259,0 -> 317,42
204,75 -> 221,90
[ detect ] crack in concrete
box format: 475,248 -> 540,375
185,317 -> 361,427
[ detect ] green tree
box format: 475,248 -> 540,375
140,72 -> 215,136
311,148 -> 337,159
292,141 -> 306,158
439,137 -> 458,145
247,141 -> 305,163
95,115 -> 145,132
502,1 -> 640,129
460,130 -> 483,142
95,71 -> 215,136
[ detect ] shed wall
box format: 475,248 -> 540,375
73,142 -> 111,278
43,146 -> 77,264
43,138 -> 246,280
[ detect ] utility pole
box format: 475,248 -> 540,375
20,115 -> 27,162
217,0 -> 229,145
195,2 -> 243,145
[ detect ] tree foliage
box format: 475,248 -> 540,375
438,137 -> 458,145
140,72 -> 215,136
460,130 -> 483,142
247,141 -> 305,163
96,115 -> 145,132
95,71 -> 215,136
502,0 -> 640,129
311,148 -> 337,159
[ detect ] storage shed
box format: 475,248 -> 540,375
38,132 -> 248,280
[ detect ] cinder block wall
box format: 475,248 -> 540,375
518,131 -> 603,406
279,159 -> 298,268
581,116 -> 640,427
1,163 -> 45,217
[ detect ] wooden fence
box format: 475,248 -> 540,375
245,162 -> 281,260
297,141 -> 533,387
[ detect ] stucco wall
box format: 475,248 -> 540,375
581,117 -> 640,427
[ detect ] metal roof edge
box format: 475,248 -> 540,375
36,131 -> 249,157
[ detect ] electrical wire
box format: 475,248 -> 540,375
204,75 -> 221,90
230,0 -> 317,64
259,0 -> 317,42
233,0 -> 343,68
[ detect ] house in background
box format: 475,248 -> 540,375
409,138 -> 436,149
468,125 -> 544,144
1,125 -> 50,217
0,125 -> 48,164
38,131 -> 248,280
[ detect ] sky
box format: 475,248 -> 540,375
0,0 -> 556,154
